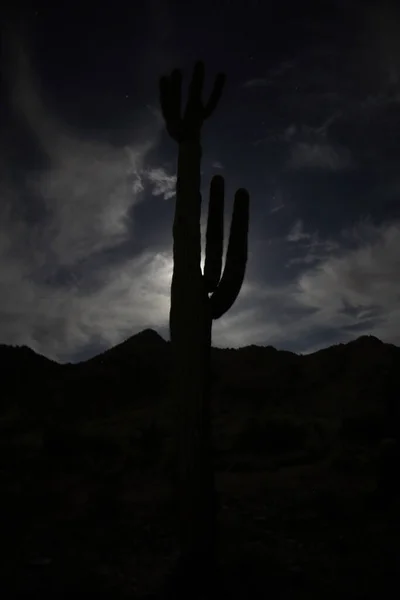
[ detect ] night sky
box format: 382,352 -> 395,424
2,0 -> 400,363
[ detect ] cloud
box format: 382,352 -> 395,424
144,166 -> 176,199
366,2 -> 400,89
243,78 -> 269,88
212,161 -> 224,169
243,59 -> 296,89
284,220 -> 340,267
288,142 -> 353,171
286,220 -> 312,243
32,140 -> 154,267
270,203 -> 285,214
3,30 -> 161,266
302,111 -> 343,138
213,217 -> 400,353
253,111 -> 342,148
0,28 -> 176,361
294,220 -> 400,312
0,248 -> 174,362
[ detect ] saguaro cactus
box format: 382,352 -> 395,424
160,61 -> 250,592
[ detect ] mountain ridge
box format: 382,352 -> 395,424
1,330 -> 399,430
1,330 -> 395,367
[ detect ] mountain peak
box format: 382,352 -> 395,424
352,335 -> 383,345
132,328 -> 166,344
114,328 -> 166,352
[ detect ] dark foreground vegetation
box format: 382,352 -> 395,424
1,330 -> 399,598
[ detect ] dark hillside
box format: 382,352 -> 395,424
1,331 -> 399,598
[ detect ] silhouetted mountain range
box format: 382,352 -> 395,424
2,330 -> 400,598
1,331 -> 399,439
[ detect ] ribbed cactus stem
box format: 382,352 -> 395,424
159,61 -> 249,595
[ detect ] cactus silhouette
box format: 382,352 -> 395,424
160,61 -> 250,593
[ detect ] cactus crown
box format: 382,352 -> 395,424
159,61 -> 226,143
160,61 -> 250,319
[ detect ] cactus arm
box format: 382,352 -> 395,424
210,187 -> 250,319
159,69 -> 182,142
203,175 -> 224,293
203,72 -> 226,119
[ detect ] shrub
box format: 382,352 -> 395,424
232,414 -> 337,461
127,418 -> 166,470
340,414 -> 386,445
42,425 -> 124,473
233,415 -> 307,456
41,424 -> 84,468
375,437 -> 400,498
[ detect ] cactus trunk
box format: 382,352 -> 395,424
160,62 -> 249,594
169,140 -> 217,578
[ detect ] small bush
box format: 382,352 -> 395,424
41,424 -> 84,468
375,437 -> 400,497
127,419 -> 166,470
80,434 -> 124,473
233,415 -> 307,456
42,425 -> 125,473
305,417 -> 337,458
232,414 -> 336,460
340,414 -> 386,444
330,449 -> 370,474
